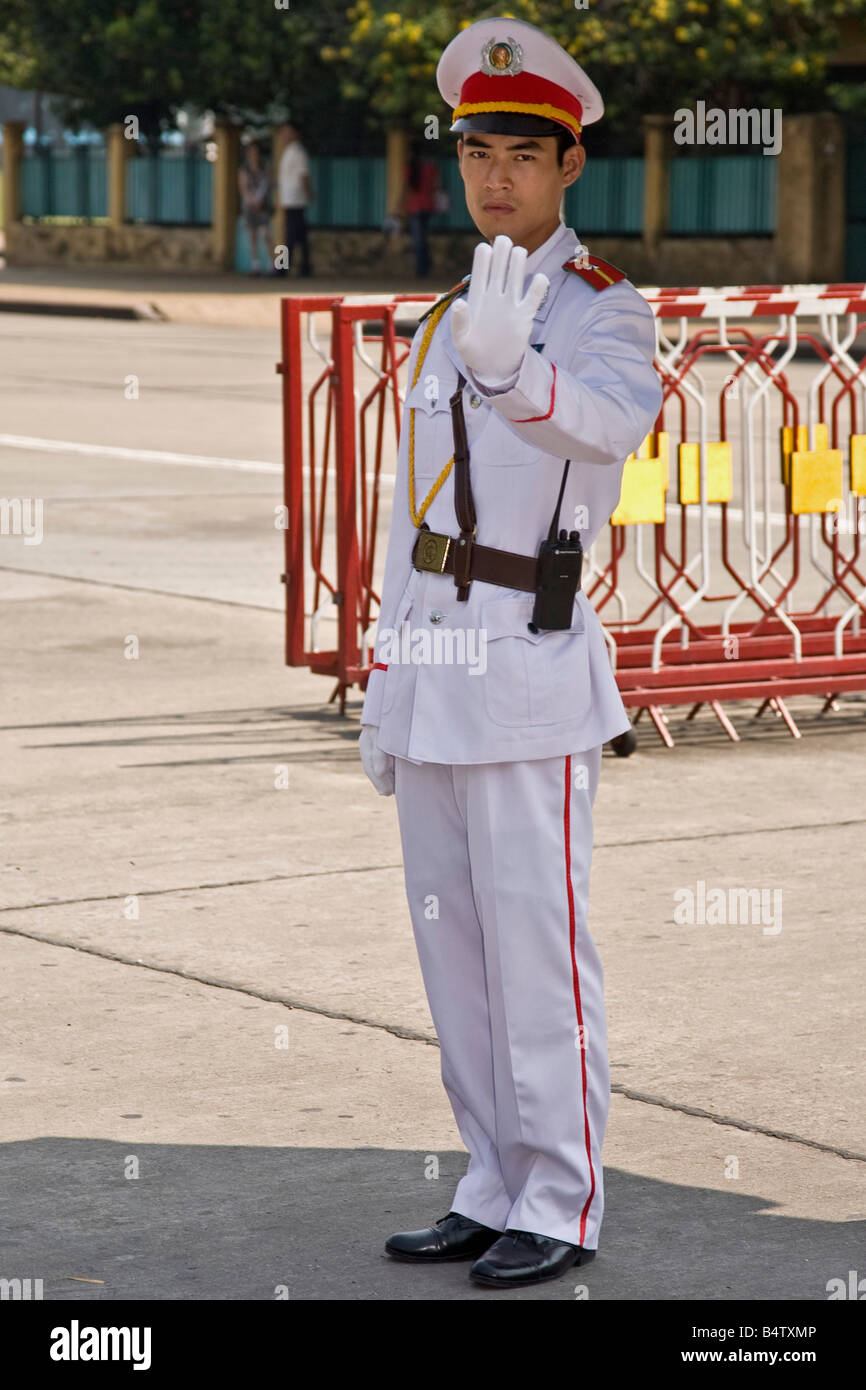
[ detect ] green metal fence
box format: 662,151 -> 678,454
20,148 -> 107,219
16,146 -> 780,240
18,146 -> 211,223
126,151 -> 212,224
564,157 -> 644,234
669,155 -> 777,234
306,155 -> 386,227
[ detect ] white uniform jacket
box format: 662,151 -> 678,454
361,222 -> 662,764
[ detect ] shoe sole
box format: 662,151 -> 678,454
385,1243 -> 496,1263
469,1248 -> 596,1289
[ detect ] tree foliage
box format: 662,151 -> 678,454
0,0 -> 864,147
0,0 -> 359,147
329,0 -> 866,140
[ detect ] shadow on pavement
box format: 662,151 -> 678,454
1,1139 -> 862,1301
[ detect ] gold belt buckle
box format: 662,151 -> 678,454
412,529 -> 452,574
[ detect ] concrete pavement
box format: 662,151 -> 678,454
0,308 -> 864,1301
0,262 -> 444,328
2,570 -> 864,1300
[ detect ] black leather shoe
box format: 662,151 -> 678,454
469,1229 -> 596,1288
385,1210 -> 502,1262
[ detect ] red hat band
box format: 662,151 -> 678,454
454,71 -> 583,141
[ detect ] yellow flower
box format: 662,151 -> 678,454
674,25 -> 690,41
384,12 -> 400,26
696,46 -> 708,60
790,57 -> 808,75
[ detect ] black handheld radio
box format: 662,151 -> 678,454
529,460 -> 583,632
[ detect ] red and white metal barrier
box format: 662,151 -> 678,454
277,283 -> 866,744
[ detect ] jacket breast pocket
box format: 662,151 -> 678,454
404,376 -> 455,480
470,407 -> 548,468
479,593 -> 592,728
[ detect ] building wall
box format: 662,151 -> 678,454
5,221 -> 216,269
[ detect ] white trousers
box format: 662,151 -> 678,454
393,745 -> 609,1249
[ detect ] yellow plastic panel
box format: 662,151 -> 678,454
789,450 -> 844,515
611,455 -> 667,525
626,431 -> 670,490
851,435 -> 866,496
678,442 -> 734,505
781,423 -> 829,485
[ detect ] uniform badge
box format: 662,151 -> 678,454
481,36 -> 524,75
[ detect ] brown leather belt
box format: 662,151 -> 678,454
412,524 -> 538,592
410,367 -> 576,605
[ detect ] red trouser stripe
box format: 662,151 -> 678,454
371,662 -> 388,672
563,753 -> 596,1246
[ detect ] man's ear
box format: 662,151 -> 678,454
561,142 -> 586,190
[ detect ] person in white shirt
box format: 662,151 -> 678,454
277,122 -> 313,277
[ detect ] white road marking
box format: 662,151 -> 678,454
0,432 -> 399,484
0,433 -> 281,474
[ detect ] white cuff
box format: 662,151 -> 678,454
466,361 -> 522,395
477,348 -> 556,423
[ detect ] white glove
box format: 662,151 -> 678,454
359,724 -> 395,797
450,234 -> 549,388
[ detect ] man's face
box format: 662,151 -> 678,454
283,125 -> 297,144
457,131 -> 585,254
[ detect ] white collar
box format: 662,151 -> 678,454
523,220 -> 573,277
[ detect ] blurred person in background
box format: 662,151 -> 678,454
277,122 -> 313,277
399,140 -> 440,279
238,142 -> 273,276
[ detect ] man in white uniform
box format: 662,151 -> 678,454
359,16 -> 662,1289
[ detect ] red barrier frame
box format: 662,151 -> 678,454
279,289 -> 866,742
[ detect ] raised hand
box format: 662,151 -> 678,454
450,235 -> 549,387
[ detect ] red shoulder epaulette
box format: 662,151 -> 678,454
563,254 -> 627,291
417,275 -> 470,325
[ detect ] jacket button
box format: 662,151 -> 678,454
469,393 -> 482,408
429,610 -> 444,625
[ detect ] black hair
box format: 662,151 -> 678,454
455,117 -> 578,163
555,127 -> 578,164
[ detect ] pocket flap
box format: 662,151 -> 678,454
405,373 -> 452,417
480,593 -> 586,642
